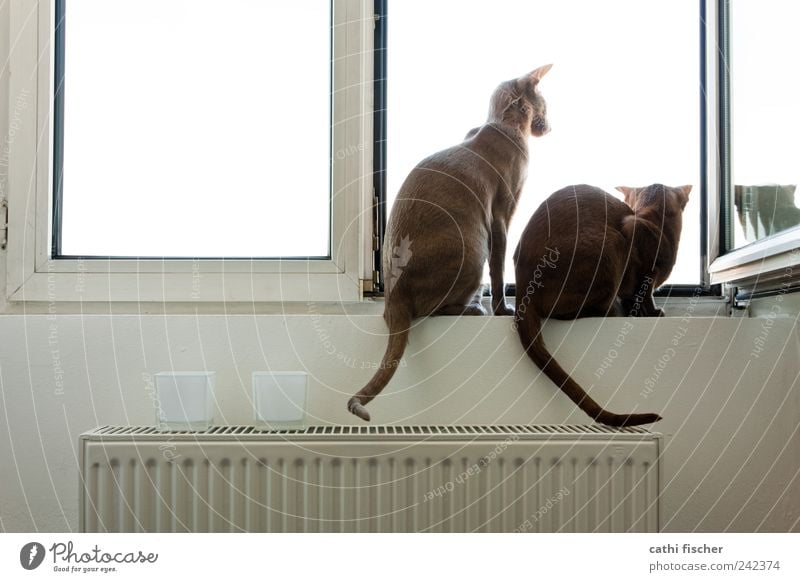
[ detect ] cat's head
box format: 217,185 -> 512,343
488,64 -> 552,137
616,184 -> 692,215
617,184 -> 692,286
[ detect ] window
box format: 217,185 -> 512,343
55,0 -> 331,258
387,0 -> 702,287
6,1 -> 796,305
5,0 -> 374,302
707,0 -> 800,293
729,0 -> 800,251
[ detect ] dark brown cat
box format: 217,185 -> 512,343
513,183 -> 691,426
348,65 -> 553,421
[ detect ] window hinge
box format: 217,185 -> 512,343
1,198 -> 8,250
372,189 -> 379,253
361,271 -> 381,296
371,188 -> 382,291
725,284 -> 748,316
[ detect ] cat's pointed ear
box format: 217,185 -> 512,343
520,64 -> 553,86
676,185 -> 692,208
616,186 -> 638,207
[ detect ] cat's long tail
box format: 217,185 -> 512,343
347,303 -> 412,422
516,309 -> 662,427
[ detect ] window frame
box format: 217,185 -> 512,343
706,0 -> 800,294
7,0 -> 795,305
374,0 -> 721,299
5,0 -> 375,303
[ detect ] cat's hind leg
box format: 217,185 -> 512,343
434,303 -> 487,316
576,302 -> 620,318
433,285 -> 487,316
548,289 -> 618,320
620,277 -> 663,317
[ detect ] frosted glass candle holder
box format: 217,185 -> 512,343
154,372 -> 215,431
253,372 -> 307,429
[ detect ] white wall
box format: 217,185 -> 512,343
1,310 -> 799,532
1,2 -> 798,534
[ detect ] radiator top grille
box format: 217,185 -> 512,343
84,424 -> 657,441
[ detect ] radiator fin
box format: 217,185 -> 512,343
81,427 -> 660,533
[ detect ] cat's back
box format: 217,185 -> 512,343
397,125 -> 519,204
525,184 -> 629,235
515,185 -> 633,317
517,184 -> 631,263
401,143 -> 481,192
546,184 -> 629,218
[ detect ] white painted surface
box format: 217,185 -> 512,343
80,427 -> 660,532
1,1 -> 798,535
1,312 -> 799,532
1,0 -> 373,303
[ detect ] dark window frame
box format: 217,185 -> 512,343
373,0 -> 388,292
373,0 -> 721,299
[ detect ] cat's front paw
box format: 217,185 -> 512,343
493,303 -> 514,316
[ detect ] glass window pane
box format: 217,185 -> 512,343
730,0 -> 800,248
58,0 -> 330,258
388,0 -> 700,284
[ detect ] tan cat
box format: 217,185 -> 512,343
348,65 -> 553,421
513,183 -> 691,426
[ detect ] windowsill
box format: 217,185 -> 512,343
709,228 -> 800,294
0,295 -> 729,317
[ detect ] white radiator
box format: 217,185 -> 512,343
79,425 -> 660,533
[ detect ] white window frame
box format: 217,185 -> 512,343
703,0 -> 724,286
704,0 -> 800,292
4,0 -> 374,303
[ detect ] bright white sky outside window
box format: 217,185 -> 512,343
60,0 -> 330,257
388,0 -> 700,285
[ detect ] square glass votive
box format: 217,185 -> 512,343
154,371 -> 215,431
252,372 -> 307,429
